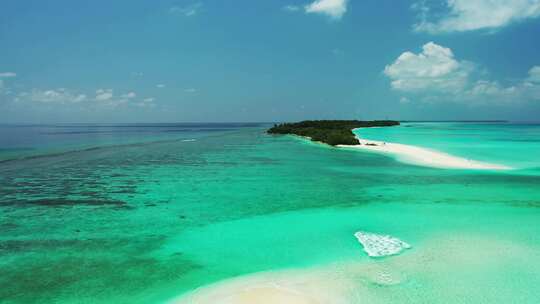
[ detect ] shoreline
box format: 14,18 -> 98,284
338,129 -> 512,170
170,231 -> 533,304
171,265 -> 356,304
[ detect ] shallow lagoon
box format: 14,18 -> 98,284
1,122 -> 540,303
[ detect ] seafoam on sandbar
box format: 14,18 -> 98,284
354,231 -> 412,257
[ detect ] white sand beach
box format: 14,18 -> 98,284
172,231 -> 412,304
339,136 -> 511,170
172,266 -> 357,304
171,232 -> 535,304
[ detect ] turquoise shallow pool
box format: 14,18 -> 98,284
1,122 -> 540,303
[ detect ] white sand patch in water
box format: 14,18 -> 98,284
172,231 -> 413,304
172,267 -> 360,304
339,136 -> 511,170
171,233 -> 538,304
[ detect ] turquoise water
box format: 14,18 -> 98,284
1,122 -> 540,303
356,122 -> 540,170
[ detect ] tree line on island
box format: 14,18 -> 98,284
267,120 -> 400,146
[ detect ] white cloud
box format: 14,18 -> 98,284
0,80 -> 10,96
384,42 -> 540,104
102,99 -> 128,107
527,66 -> 540,82
26,88 -> 87,104
95,89 -> 113,101
384,42 -> 472,92
94,89 -> 141,107
305,0 -> 348,20
134,97 -> 156,108
184,88 -> 197,93
0,72 -> 16,78
134,102 -> 155,108
462,79 -> 540,103
170,2 -> 202,17
467,80 -> 518,101
74,95 -> 87,102
121,91 -> 137,99
400,97 -> 411,104
0,74 -> 15,95
284,5 -> 301,12
0,74 -> 13,94
414,0 -> 540,33
156,84 -> 166,88
522,80 -> 540,100
11,86 -> 146,109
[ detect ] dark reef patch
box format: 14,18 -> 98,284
0,198 -> 129,207
0,255 -> 202,303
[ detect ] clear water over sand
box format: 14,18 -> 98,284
1,122 -> 540,303
356,122 -> 540,170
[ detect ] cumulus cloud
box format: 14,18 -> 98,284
463,79 -> 540,103
527,66 -> 540,82
170,2 -> 202,17
95,89 -> 113,101
384,42 -> 472,92
184,88 -> 197,93
384,42 -> 540,104
134,97 -> 156,108
414,0 -> 540,33
400,97 -> 411,104
0,80 -> 10,96
25,88 -> 87,104
121,92 -> 137,99
0,72 -> 16,78
156,84 -> 166,88
94,89 -> 141,107
0,73 -> 14,93
13,87 -> 149,109
305,0 -> 348,20
467,80 -> 517,100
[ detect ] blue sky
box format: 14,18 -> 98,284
1,0 -> 540,123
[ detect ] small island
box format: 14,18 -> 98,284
267,120 -> 400,146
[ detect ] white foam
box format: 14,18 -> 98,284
354,231 -> 411,257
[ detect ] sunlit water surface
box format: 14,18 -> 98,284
1,122 -> 539,303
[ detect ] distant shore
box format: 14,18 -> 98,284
267,120 -> 400,146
